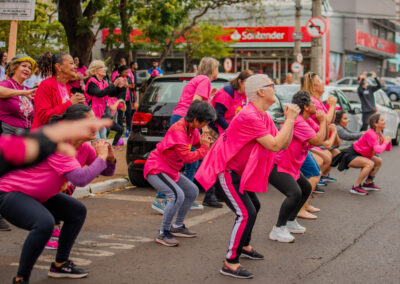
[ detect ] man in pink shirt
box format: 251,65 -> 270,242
195,74 -> 300,279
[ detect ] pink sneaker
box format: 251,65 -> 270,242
52,228 -> 61,238
362,182 -> 381,191
45,240 -> 58,250
350,186 -> 368,196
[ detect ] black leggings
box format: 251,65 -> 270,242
268,165 -> 312,227
117,102 -> 133,132
110,120 -> 124,146
215,170 -> 260,264
0,191 -> 86,280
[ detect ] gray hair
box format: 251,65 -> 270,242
197,57 -> 219,78
245,74 -> 270,102
86,60 -> 105,78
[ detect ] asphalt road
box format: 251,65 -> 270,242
1,146 -> 400,284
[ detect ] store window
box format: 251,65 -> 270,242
372,25 -> 379,37
344,61 -> 357,77
387,31 -> 394,42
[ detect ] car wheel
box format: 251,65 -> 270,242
128,169 -> 149,187
389,93 -> 398,102
392,127 -> 400,146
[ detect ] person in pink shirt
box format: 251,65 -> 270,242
195,74 -> 300,279
332,113 -> 391,195
269,91 -> 328,243
70,57 -> 87,93
0,104 -> 116,283
144,101 -> 215,247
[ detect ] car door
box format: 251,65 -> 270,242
336,91 -> 362,132
374,90 -> 398,139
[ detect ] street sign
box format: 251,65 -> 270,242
224,58 -> 233,72
0,0 -> 36,21
0,41 -> 5,48
291,62 -> 302,73
292,32 -> 303,41
296,53 -> 303,63
347,54 -> 364,62
306,17 -> 327,38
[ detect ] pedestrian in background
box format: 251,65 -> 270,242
0,50 -> 8,81
358,71 -> 380,131
70,57 -> 86,94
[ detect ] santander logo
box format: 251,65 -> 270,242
230,28 -> 285,41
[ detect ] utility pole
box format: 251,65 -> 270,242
311,0 -> 323,77
293,0 -> 302,83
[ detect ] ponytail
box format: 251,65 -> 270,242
36,51 -> 68,77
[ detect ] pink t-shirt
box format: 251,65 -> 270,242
143,118 -> 202,182
70,66 -> 87,88
0,79 -> 34,128
195,102 -> 278,193
353,128 -> 392,159
0,135 -> 25,166
0,143 -> 96,202
172,75 -> 211,117
275,115 -> 319,180
211,86 -> 247,134
310,96 -> 328,125
58,82 -> 71,104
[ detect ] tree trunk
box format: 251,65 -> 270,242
58,0 -> 98,66
158,41 -> 174,66
119,0 -> 133,64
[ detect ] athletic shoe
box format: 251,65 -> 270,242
52,228 -> 61,238
350,186 -> 368,196
241,248 -> 264,260
190,202 -> 204,210
321,175 -> 337,182
151,198 -> 167,215
12,277 -> 28,283
317,180 -> 327,187
203,199 -> 223,208
286,219 -> 306,234
155,230 -> 179,247
362,182 -> 381,191
314,187 -> 325,194
269,226 -> 295,243
48,260 -> 88,279
170,224 -> 197,238
220,263 -> 254,279
45,240 -> 58,250
0,216 -> 11,231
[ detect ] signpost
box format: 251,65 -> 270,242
0,0 -> 36,58
297,53 -> 303,64
306,16 -> 327,38
291,62 -> 302,73
224,58 -> 233,73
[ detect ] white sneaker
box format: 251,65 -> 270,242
269,226 -> 295,243
286,219 -> 306,234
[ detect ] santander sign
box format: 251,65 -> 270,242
231,30 -> 285,41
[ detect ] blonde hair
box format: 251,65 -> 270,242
86,60 -> 106,78
197,57 -> 219,78
301,72 -> 318,97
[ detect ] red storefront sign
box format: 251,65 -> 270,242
355,30 -> 396,55
102,26 -> 312,44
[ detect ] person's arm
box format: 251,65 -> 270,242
173,144 -> 209,164
371,73 -> 381,92
372,136 -> 391,154
326,96 -> 337,125
256,104 -> 300,152
337,125 -> 362,141
64,158 -> 107,187
86,82 -> 119,98
0,86 -> 36,99
308,112 -> 327,146
321,125 -> 337,149
214,103 -> 229,130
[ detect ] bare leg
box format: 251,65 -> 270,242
298,176 -> 320,219
367,156 -> 382,182
311,149 -> 332,175
348,157 -> 374,186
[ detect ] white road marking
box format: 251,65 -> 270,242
95,194 -> 154,202
72,247 -> 114,257
98,234 -> 153,243
78,240 -> 135,250
186,207 -> 230,227
10,263 -> 49,270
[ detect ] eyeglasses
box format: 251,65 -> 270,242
261,83 -> 275,90
97,66 -> 107,70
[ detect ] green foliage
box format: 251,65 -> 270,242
0,1 -> 68,57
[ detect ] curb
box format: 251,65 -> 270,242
72,178 -> 131,199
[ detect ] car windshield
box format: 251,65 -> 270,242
275,85 -> 300,106
343,91 -> 360,104
142,79 -> 227,104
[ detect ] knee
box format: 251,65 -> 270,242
374,158 -> 383,167
186,186 -> 199,201
36,216 -> 55,237
76,202 -> 87,221
289,189 -> 302,202
366,160 -> 375,170
175,191 -> 185,206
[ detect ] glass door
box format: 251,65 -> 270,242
245,60 -> 279,79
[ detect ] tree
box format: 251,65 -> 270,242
179,23 -> 233,72
0,1 -> 67,58
134,0 -> 259,65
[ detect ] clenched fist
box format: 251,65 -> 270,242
315,110 -> 326,123
284,104 -> 301,121
327,95 -> 337,107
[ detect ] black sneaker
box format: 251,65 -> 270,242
203,199 -> 223,208
220,263 -> 254,279
48,260 -> 88,279
0,216 -> 11,231
12,277 -> 28,283
241,248 -> 264,260
314,187 -> 325,194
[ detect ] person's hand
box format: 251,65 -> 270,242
106,142 -> 116,162
362,72 -> 367,79
284,104 -> 300,121
315,110 -> 326,123
328,124 -> 337,134
371,72 -> 377,78
119,100 -> 127,111
327,95 -> 337,107
384,136 -> 391,143
200,132 -> 212,148
70,93 -> 85,105
210,88 -> 218,97
92,140 -> 109,160
113,77 -> 127,88
22,89 -> 36,100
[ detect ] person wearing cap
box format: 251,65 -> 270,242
195,74 -> 300,279
0,54 -> 37,134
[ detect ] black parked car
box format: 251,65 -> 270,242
126,73 -> 235,187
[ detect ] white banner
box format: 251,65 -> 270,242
0,0 -> 36,21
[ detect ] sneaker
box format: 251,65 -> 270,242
269,226 -> 295,243
220,263 -> 254,279
362,182 -> 381,191
241,248 -> 264,260
48,260 -> 88,279
321,175 -> 336,182
170,224 -> 197,238
190,202 -> 203,210
52,228 -> 61,238
45,240 -> 58,250
350,186 -> 368,196
12,277 -> 28,283
314,187 -> 325,194
155,230 -> 179,247
286,219 -> 306,234
0,216 -> 11,231
317,180 -> 327,187
203,199 -> 223,208
152,197 -> 167,215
